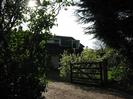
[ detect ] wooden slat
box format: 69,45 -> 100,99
70,61 -> 104,85
72,67 -> 100,70
72,72 -> 100,75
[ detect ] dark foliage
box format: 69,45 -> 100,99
0,30 -> 48,99
0,0 -> 66,98
77,0 -> 133,69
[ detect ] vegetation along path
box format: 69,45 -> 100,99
43,81 -> 133,99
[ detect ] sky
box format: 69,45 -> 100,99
27,0 -> 96,49
51,6 -> 96,49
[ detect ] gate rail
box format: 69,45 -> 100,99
70,61 -> 107,86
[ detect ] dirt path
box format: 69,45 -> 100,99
43,81 -> 133,99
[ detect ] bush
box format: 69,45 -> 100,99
59,52 -> 80,80
59,48 -> 129,83
59,49 -> 98,80
0,30 -> 48,99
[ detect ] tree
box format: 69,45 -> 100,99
93,39 -> 106,50
0,0 -> 71,98
77,0 -> 133,68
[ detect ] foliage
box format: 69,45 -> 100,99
59,49 -> 100,79
77,0 -> 133,68
95,48 -> 129,82
0,0 -> 72,98
108,66 -> 127,81
80,48 -> 98,62
60,47 -> 129,83
0,30 -> 49,99
59,52 -> 81,79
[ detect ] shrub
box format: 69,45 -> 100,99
59,52 -> 80,80
59,48 -> 129,83
59,49 -> 98,80
0,30 -> 48,99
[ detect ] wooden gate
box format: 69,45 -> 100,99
70,61 -> 107,86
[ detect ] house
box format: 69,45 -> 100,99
45,35 -> 84,69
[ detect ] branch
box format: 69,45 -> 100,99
54,2 -> 63,17
3,0 -> 21,32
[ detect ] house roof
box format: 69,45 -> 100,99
52,35 -> 84,47
52,35 -> 75,40
46,35 -> 84,54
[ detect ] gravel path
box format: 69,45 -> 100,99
43,81 -> 133,99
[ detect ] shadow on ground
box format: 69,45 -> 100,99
45,70 -> 133,99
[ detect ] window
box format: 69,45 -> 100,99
54,39 -> 60,44
72,40 -> 79,49
61,39 -> 72,47
47,38 -> 61,45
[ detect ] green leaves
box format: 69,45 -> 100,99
1,29 -> 49,98
81,48 -> 98,62
0,0 -> 74,98
56,0 -> 62,3
59,49 -> 99,79
42,0 -> 50,6
28,6 -> 56,34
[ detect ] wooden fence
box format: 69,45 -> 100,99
70,61 -> 108,86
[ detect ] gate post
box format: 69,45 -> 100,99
99,62 -> 103,85
70,63 -> 73,83
103,60 -> 108,86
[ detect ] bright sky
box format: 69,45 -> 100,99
27,0 -> 96,49
51,6 -> 96,49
